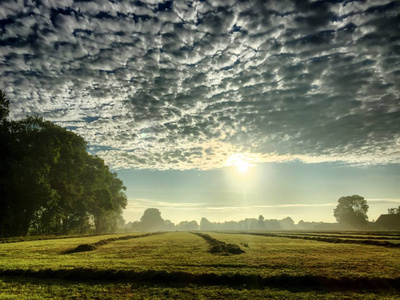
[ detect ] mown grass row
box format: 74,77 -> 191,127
191,232 -> 245,255
0,234 -> 103,244
64,232 -> 165,253
286,233 -> 400,241
238,232 -> 400,248
1,268 -> 399,292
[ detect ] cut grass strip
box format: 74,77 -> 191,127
0,234 -> 103,244
64,232 -> 165,254
191,232 -> 245,255
0,268 -> 399,292
283,233 -> 400,241
237,232 -> 400,248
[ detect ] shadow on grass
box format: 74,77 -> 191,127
0,268 -> 399,292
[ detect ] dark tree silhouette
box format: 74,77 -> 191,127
334,195 -> 369,228
0,90 -> 9,121
388,205 -> 400,214
0,90 -> 127,237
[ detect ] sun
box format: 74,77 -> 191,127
227,154 -> 252,173
237,159 -> 250,173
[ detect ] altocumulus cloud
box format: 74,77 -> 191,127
1,0 -> 399,169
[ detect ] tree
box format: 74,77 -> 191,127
0,90 -> 9,122
0,90 -> 128,237
139,208 -> 165,231
388,205 -> 400,214
0,117 -> 62,236
333,195 -> 369,228
279,217 -> 295,230
200,217 -> 214,231
177,220 -> 199,231
257,215 -> 265,229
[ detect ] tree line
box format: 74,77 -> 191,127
127,208 -> 301,232
0,91 -> 127,237
128,197 -> 399,232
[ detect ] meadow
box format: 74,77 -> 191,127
0,231 -> 399,299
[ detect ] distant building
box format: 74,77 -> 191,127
375,214 -> 400,230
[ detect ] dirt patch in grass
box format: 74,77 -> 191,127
191,232 -> 245,255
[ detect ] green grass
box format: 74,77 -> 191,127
0,231 -> 399,299
1,277 -> 399,300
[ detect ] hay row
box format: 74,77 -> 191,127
191,232 -> 245,255
239,232 -> 400,248
64,232 -> 164,254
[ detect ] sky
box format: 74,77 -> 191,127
1,0 -> 400,224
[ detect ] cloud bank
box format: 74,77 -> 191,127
1,0 -> 399,169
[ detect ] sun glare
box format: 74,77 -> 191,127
237,160 -> 250,173
227,154 -> 252,173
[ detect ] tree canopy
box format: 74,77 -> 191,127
333,195 -> 369,228
388,205 -> 400,214
140,208 -> 165,231
0,91 -> 127,237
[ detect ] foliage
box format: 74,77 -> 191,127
177,220 -> 199,231
333,195 -> 369,228
139,208 -> 167,231
0,91 -> 127,237
0,90 -> 9,121
388,205 -> 400,214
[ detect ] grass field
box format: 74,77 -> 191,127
0,231 -> 399,299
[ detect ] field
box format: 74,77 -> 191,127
0,231 -> 399,299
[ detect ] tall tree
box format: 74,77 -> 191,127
334,195 -> 369,228
0,91 -> 11,236
1,117 -> 61,236
0,90 -> 9,121
0,90 -> 128,237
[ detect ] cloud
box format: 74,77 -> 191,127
367,198 -> 400,204
1,0 -> 399,170
206,202 -> 336,212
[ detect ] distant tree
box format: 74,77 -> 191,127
264,219 -> 281,230
177,220 -> 199,231
200,218 -> 214,231
388,205 -> 400,214
163,220 -> 176,231
257,215 -> 265,229
333,195 -> 369,228
129,221 -> 141,231
279,217 -> 295,230
238,218 -> 258,230
140,208 -> 165,231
